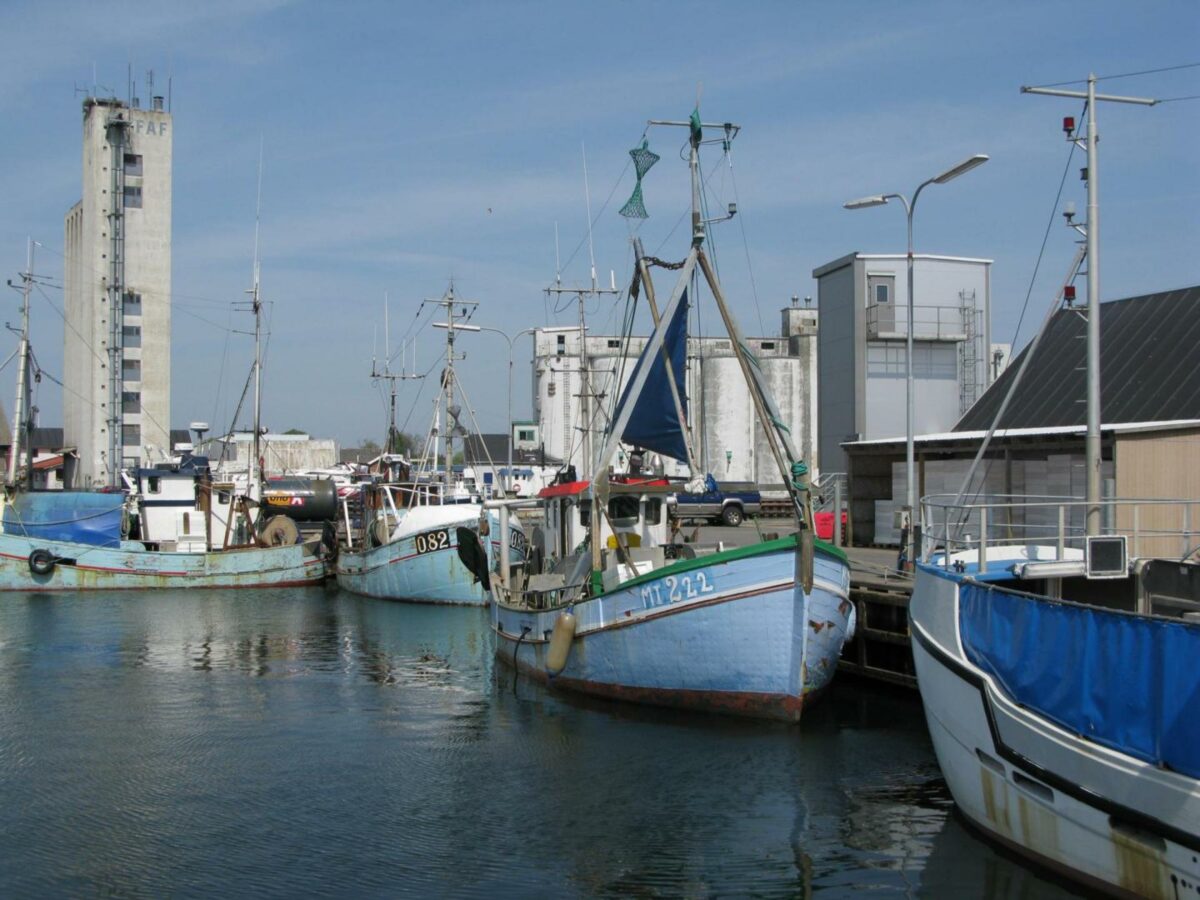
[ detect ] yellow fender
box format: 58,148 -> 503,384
546,610 -> 577,675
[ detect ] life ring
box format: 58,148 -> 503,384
28,549 -> 56,576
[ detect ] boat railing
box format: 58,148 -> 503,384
920,494 -> 1200,570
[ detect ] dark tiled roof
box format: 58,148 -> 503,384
463,434 -> 560,466
29,427 -> 63,449
957,286 -> 1200,431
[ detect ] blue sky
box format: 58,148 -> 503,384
0,0 -> 1196,446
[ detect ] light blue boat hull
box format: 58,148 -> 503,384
336,515 -> 525,606
0,532 -> 327,590
492,540 -> 852,721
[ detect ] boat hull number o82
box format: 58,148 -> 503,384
413,529 -> 451,555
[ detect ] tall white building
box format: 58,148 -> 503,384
64,95 -> 172,486
532,301 -> 819,489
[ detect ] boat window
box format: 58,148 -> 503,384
148,476 -> 161,494
579,504 -> 591,527
608,495 -> 640,521
644,499 -> 663,524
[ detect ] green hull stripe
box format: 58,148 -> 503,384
604,532 -> 847,595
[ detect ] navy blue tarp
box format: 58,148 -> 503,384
615,289 -> 689,463
3,491 -> 125,547
960,582 -> 1200,779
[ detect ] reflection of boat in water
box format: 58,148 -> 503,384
335,287 -> 524,605
482,110 -> 852,721
918,809 -> 1083,899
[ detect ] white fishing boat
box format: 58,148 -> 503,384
911,497 -> 1200,896
478,110 -> 853,721
334,287 -> 525,605
908,75 -> 1199,896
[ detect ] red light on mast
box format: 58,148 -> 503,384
1063,116 -> 1075,134
1064,285 -> 1077,302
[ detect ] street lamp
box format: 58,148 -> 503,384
845,153 -> 988,567
436,323 -> 536,496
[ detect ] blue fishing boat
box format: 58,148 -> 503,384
481,110 -> 854,721
334,288 -> 526,605
0,242 -> 330,591
335,479 -> 525,605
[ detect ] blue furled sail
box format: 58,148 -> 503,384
614,289 -> 690,463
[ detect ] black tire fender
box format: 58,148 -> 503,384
28,549 -> 56,576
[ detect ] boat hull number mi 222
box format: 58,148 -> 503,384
640,572 -> 715,609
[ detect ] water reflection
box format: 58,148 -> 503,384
0,588 -> 1081,898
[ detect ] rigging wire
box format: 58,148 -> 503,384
1029,61 -> 1200,88
952,99 -> 1088,518
1011,99 -> 1087,348
725,144 -> 766,336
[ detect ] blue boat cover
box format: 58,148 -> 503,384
615,289 -> 690,463
960,582 -> 1200,780
3,491 -> 125,547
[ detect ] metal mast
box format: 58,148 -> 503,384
429,286 -> 477,482
545,147 -> 620,477
372,293 -> 423,453
7,239 -> 35,488
1022,75 -> 1157,534
246,143 -> 265,500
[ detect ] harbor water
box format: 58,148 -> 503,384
0,588 -> 1082,898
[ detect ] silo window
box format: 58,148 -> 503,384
123,153 -> 143,176
123,185 -> 143,208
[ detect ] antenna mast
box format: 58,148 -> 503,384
545,148 -> 620,475
428,285 -> 478,483
371,292 -> 424,454
247,140 -> 264,497
1021,74 -> 1158,534
7,239 -> 35,488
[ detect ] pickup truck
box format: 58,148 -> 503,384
669,476 -> 762,527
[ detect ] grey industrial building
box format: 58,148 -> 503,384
63,94 -> 173,486
813,252 -> 999,476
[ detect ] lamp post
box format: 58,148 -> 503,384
449,324 -> 535,496
845,153 -> 988,566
